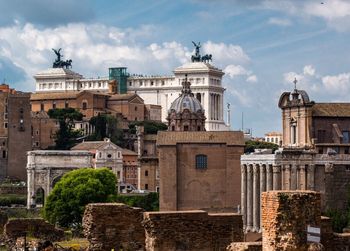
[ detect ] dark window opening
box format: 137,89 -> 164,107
65,101 -> 69,108
197,126 -> 201,131
145,170 -> 148,176
345,148 -> 349,154
343,131 -> 350,143
40,103 -> 44,111
107,154 -> 112,158
145,184 -> 148,190
2,151 -> 6,158
196,154 -> 207,169
184,125 -> 189,131
52,102 -> 56,109
82,102 -> 87,110
172,125 -> 175,131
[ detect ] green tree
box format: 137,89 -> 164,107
129,120 -> 168,135
48,108 -> 83,150
88,114 -> 124,145
244,140 -> 279,154
43,168 -> 117,228
115,192 -> 159,211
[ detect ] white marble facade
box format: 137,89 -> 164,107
34,62 -> 228,131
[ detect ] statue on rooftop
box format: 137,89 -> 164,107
191,41 -> 201,62
52,48 -> 72,69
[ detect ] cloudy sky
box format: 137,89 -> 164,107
1,0 -> 350,136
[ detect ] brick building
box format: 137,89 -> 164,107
241,85 -> 350,232
0,84 -> 31,180
158,131 -> 244,211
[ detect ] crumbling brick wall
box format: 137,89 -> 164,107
261,191 -> 321,251
82,203 -> 145,251
143,210 -> 243,251
4,218 -> 64,247
226,242 -> 262,251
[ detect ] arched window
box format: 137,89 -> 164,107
195,154 -> 207,169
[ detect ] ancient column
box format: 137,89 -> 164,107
284,164 -> 291,190
253,164 -> 260,232
241,165 -> 247,229
291,164 -> 297,190
307,164 -> 315,190
266,164 -> 273,191
246,164 -> 253,231
26,153 -> 35,209
299,165 -> 306,190
272,164 -> 281,190
259,164 -> 266,232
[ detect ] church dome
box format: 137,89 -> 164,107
169,93 -> 204,114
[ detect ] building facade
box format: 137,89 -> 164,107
34,49 -> 228,131
264,131 -> 282,145
0,84 -> 32,180
158,131 -> 244,211
241,87 -> 350,232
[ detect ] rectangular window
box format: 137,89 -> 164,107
145,184 -> 148,190
4,123 -> 7,129
343,131 -> 350,143
196,154 -> 208,169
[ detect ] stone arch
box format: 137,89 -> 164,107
35,187 -> 45,206
52,175 -> 63,188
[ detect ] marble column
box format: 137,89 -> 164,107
209,94 -> 212,120
241,165 -> 247,229
266,164 -> 273,191
246,164 -> 253,231
299,165 -> 306,190
273,164 -> 281,190
307,164 -> 315,190
259,164 -> 266,232
284,164 -> 291,190
291,164 -> 297,190
253,164 -> 260,232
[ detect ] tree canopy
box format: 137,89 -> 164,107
88,114 -> 123,145
244,140 -> 279,154
48,108 -> 83,150
129,120 -> 168,135
43,168 -> 117,228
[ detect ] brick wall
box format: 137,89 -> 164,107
143,210 -> 243,251
4,218 -> 64,247
226,242 -> 262,251
261,191 -> 321,251
82,203 -> 145,251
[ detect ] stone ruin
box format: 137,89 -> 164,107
82,192 -> 350,251
4,218 -> 65,248
82,203 -> 243,251
83,203 -> 145,251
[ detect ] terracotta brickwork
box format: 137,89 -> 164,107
83,203 -> 145,251
143,210 -> 243,251
157,131 -> 244,211
261,191 -> 321,251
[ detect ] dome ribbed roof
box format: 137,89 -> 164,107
169,75 -> 204,114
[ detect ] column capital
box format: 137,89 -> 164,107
299,165 -> 306,171
283,164 -> 291,171
272,164 -> 281,173
253,164 -> 260,173
259,164 -> 266,173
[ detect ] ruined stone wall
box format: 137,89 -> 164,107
261,191 -> 321,251
83,203 -> 145,251
4,218 -> 64,247
143,210 -> 243,251
226,242 -> 262,251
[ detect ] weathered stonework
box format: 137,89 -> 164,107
82,203 -> 145,251
4,218 -> 64,247
261,191 -> 321,251
143,210 -> 243,251
226,242 -> 262,251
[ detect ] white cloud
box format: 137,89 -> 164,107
263,0 -> 350,32
224,64 -> 257,84
322,73 -> 350,94
268,17 -> 292,27
0,22 -> 255,92
246,75 -> 258,83
202,41 -> 250,67
303,65 -> 315,76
